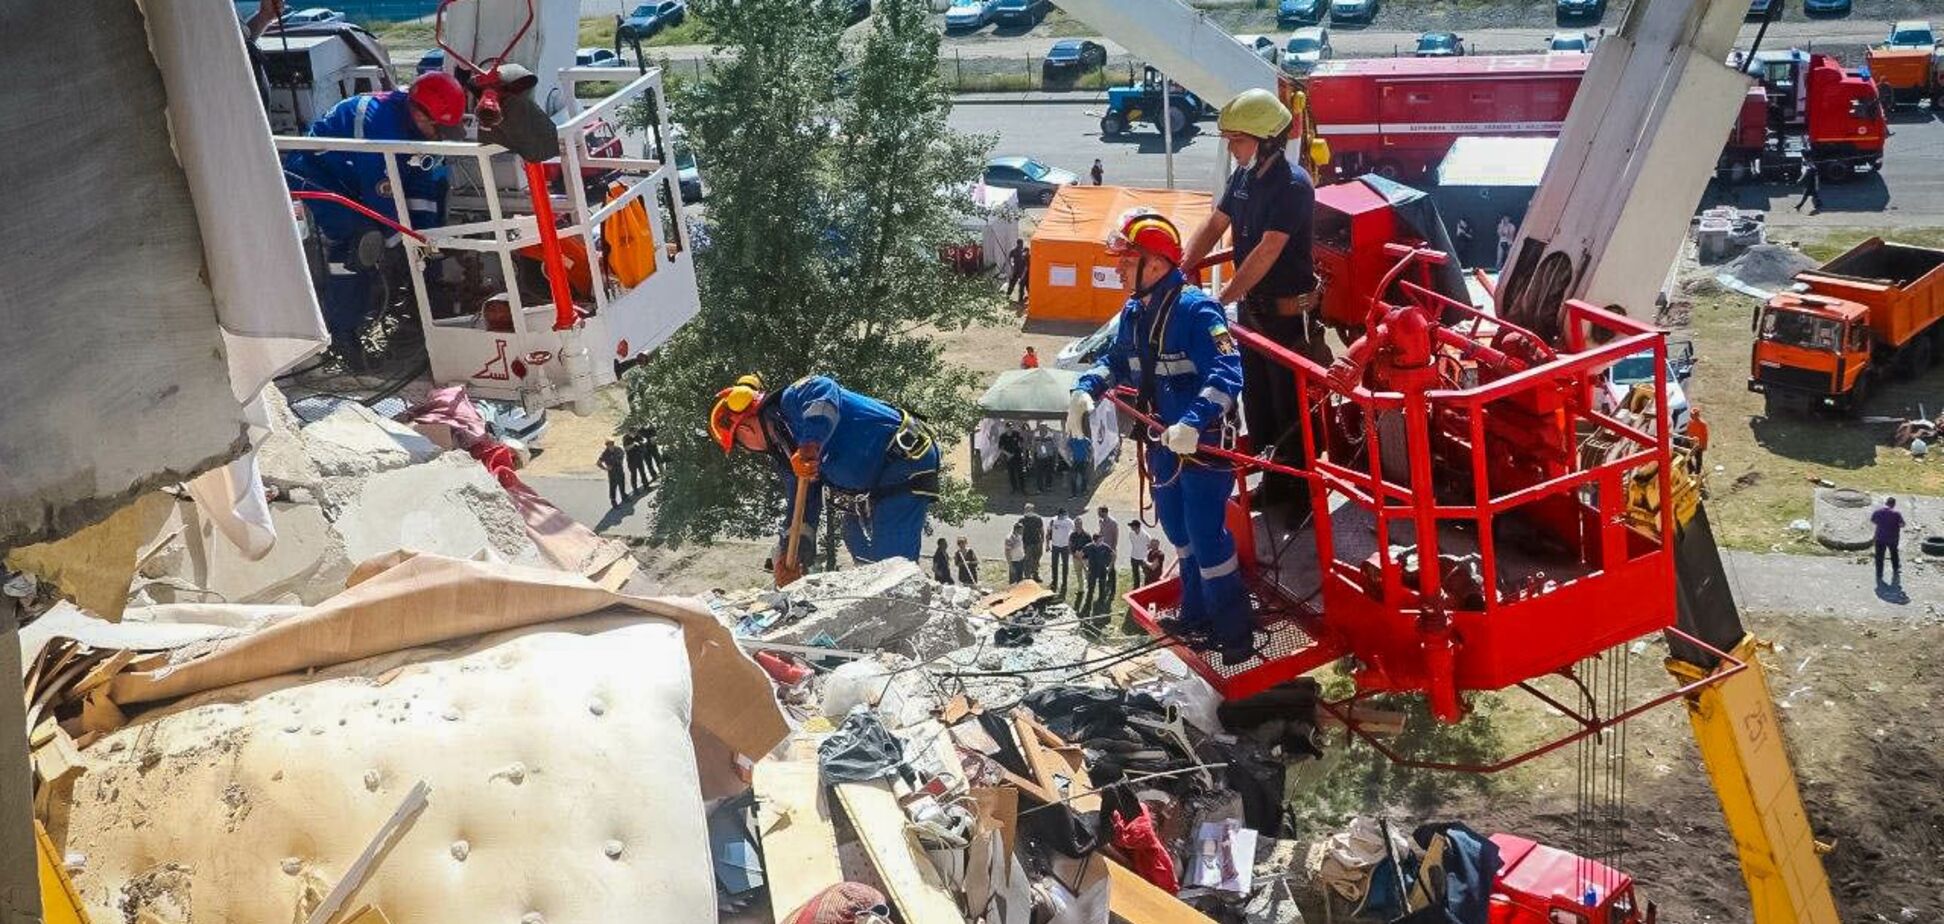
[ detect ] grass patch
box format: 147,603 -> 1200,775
1683,226 -> 1944,552
368,19 -> 434,48
645,17 -> 718,46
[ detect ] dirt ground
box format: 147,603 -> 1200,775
1292,607 -> 1944,923
1676,227 -> 1944,552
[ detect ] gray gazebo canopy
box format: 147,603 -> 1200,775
976,367 -> 1081,421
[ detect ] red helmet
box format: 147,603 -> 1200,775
409,72 -> 467,128
1106,209 -> 1183,265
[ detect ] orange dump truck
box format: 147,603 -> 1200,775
1866,46 -> 1944,110
1749,238 -> 1944,414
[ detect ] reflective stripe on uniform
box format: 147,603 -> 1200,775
1199,386 -> 1234,411
1153,359 -> 1196,376
802,399 -> 841,431
1200,553 -> 1239,580
406,198 -> 439,213
353,96 -> 373,139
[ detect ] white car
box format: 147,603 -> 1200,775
1055,315 -> 1120,371
1284,27 -> 1332,72
1233,33 -> 1282,68
1885,20 -> 1936,50
576,47 -> 628,67
945,0 -> 1000,31
277,7 -> 344,27
1547,30 -> 1593,53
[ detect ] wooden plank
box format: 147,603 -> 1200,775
832,780 -> 964,924
1106,859 -> 1217,924
752,760 -> 844,920
969,786 -> 1019,858
342,907 -> 392,924
305,780 -> 430,924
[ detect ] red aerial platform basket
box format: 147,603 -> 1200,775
1120,245 -> 1681,734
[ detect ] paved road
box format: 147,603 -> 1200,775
949,98 -> 1944,228
629,17 -> 1899,63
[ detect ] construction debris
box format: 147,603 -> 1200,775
696,566 -> 1362,924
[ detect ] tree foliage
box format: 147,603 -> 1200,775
622,0 -> 1000,546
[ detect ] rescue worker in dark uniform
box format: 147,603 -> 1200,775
1181,88 -> 1320,515
1069,212 -> 1250,663
711,374 -> 941,585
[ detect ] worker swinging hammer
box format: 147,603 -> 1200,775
1068,211 -> 1251,663
711,374 -> 942,586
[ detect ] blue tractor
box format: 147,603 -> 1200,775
1099,66 -> 1212,137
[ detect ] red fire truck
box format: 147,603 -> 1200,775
1716,51 -> 1887,183
1301,54 -> 1588,183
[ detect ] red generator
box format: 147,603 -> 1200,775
1301,54 -> 1588,183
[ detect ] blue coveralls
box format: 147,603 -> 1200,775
762,376 -> 941,565
282,91 -> 450,249
1076,269 -> 1248,648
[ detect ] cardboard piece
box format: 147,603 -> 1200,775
970,786 -> 1020,859
979,581 -> 1056,620
752,760 -> 844,919
833,780 -> 964,924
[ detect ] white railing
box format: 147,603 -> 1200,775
272,65 -> 699,409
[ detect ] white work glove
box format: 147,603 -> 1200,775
1162,422 -> 1201,455
1066,391 -> 1095,438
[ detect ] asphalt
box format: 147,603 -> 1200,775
948,97 -> 1944,228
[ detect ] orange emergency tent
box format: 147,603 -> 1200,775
1027,186 -> 1216,324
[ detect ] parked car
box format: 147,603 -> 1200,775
1043,39 -> 1107,75
651,0 -> 687,30
1284,27 -> 1333,73
1055,314 -> 1120,371
982,156 -> 1078,206
617,2 -> 660,40
1233,34 -> 1282,68
671,129 -> 704,202
1278,0 -> 1331,27
993,0 -> 1050,28
1330,0 -> 1379,24
1745,0 -> 1781,21
1600,343 -> 1697,435
1554,0 -> 1606,20
416,49 -> 445,75
1885,20 -> 1936,49
577,47 -> 627,67
1801,0 -> 1848,15
276,7 -> 343,28
1546,30 -> 1592,53
1414,31 -> 1466,56
944,0 -> 999,32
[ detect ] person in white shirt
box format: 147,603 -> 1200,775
1127,519 -> 1149,588
1047,508 -> 1076,597
1005,524 -> 1027,584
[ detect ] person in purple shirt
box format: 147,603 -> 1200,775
1872,497 -> 1905,586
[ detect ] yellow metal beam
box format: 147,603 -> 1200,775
1667,636 -> 1839,924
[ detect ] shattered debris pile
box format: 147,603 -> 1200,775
699,560 -> 1417,924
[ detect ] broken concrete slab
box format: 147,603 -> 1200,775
254,385 -> 324,493
136,496 -> 353,607
1813,487 -> 1876,550
302,403 -> 442,480
334,454 -> 545,567
764,559 -> 980,659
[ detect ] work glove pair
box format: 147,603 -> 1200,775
1067,391 -> 1200,456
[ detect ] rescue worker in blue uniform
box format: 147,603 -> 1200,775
282,72 -> 466,353
1068,212 -> 1251,663
711,374 -> 942,586
282,72 -> 466,253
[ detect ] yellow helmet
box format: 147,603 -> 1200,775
1216,88 -> 1293,139
709,374 -> 767,454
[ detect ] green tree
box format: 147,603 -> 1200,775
622,0 -> 1000,548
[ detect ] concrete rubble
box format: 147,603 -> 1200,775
699,565 -> 1397,924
